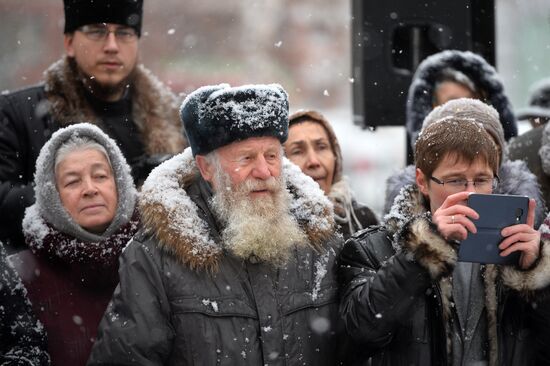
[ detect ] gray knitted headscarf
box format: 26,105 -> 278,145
31,123 -> 136,242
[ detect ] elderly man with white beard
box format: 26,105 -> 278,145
88,83 -> 350,365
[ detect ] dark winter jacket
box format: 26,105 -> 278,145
88,149 -> 348,366
0,245 -> 50,366
0,56 -> 186,251
508,123 -> 550,211
10,213 -> 139,366
407,50 -> 517,146
339,184 -> 550,366
383,160 -> 545,228
8,123 -> 140,366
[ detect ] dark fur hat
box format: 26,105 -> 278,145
63,0 -> 143,36
180,84 -> 289,157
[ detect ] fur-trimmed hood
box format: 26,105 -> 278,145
407,50 -> 517,146
138,148 -> 336,272
384,160 -> 545,228
43,56 -> 186,155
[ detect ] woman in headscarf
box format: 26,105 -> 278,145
284,110 -> 378,239
9,123 -> 139,366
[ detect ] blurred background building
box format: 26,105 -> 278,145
0,0 -> 549,217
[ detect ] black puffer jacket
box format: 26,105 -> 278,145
339,184 -> 550,366
88,150 -> 348,365
0,57 -> 186,251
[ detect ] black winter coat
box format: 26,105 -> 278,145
0,245 -> 50,365
339,185 -> 550,366
508,124 -> 550,210
88,150 -> 349,365
0,57 -> 185,252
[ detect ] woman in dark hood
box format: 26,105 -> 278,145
284,110 -> 378,239
9,123 -> 139,366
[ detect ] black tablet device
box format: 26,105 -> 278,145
457,193 -> 529,265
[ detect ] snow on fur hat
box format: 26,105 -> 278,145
180,83 -> 289,157
31,123 -> 136,242
422,98 -> 505,163
63,0 -> 143,36
407,50 -> 517,146
516,78 -> 550,121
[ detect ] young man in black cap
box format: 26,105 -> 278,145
88,83 -> 350,365
0,0 -> 186,252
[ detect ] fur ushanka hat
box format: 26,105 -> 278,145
180,84 -> 289,157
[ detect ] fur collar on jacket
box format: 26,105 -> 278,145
43,56 -> 186,155
138,148 -> 336,272
385,184 -> 550,366
383,160 -> 545,228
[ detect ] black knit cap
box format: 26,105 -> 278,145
63,0 -> 143,36
180,84 -> 289,157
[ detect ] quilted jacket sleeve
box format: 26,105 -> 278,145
87,238 -> 174,366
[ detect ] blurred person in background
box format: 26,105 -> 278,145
88,84 -> 350,365
515,78 -> 550,128
508,79 -> 550,209
340,115 -> 550,365
406,50 -> 517,146
284,110 -> 378,239
9,123 -> 139,365
1,244 -> 50,366
0,0 -> 185,253
385,98 -> 545,228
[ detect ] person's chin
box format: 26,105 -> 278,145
80,216 -> 111,233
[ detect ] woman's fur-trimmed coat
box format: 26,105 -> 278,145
339,184 -> 550,366
88,149 -> 349,365
0,56 -> 186,250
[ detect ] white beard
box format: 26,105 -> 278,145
210,167 -> 308,266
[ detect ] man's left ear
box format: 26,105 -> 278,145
416,168 -> 429,196
64,34 -> 76,57
195,155 -> 214,184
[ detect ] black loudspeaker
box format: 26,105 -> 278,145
351,0 -> 495,129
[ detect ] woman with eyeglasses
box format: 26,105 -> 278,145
385,98 -> 545,228
339,114 -> 550,365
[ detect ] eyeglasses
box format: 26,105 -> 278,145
78,24 -> 138,43
429,175 -> 499,192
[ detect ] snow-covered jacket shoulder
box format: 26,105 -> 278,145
384,160 -> 545,228
89,149 -> 349,365
407,50 -> 517,145
138,148 -> 336,272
